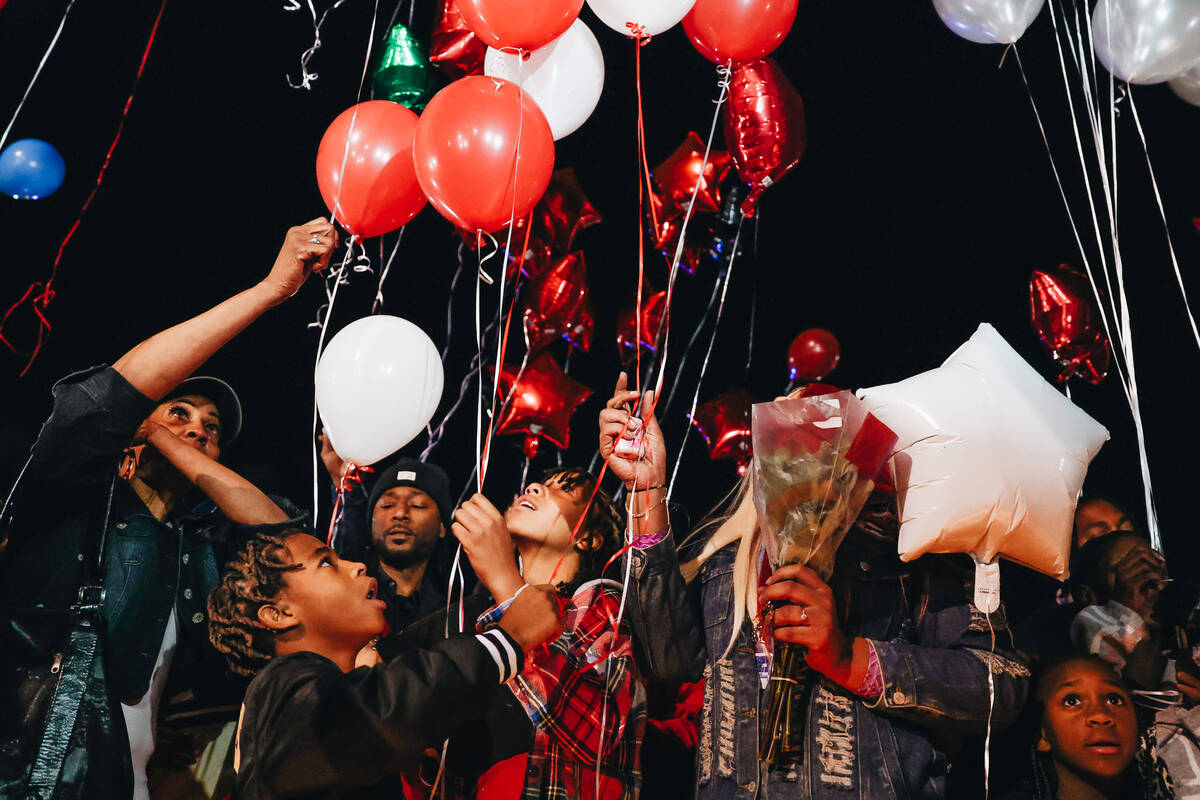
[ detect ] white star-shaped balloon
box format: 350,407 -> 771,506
858,324 -> 1109,600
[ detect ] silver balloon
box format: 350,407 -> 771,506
1170,64 -> 1200,104
1092,0 -> 1200,84
932,0 -> 1046,44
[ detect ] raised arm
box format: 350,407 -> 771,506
140,422 -> 288,525
599,373 -> 706,683
113,219 -> 337,400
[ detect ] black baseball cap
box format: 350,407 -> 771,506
368,458 -> 453,529
165,376 -> 243,445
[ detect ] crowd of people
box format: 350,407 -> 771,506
2,221 -> 1197,800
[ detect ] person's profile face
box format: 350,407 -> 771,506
275,533 -> 387,645
370,486 -> 444,569
146,394 -> 223,461
1038,659 -> 1137,781
504,474 -> 586,554
1073,500 -> 1132,549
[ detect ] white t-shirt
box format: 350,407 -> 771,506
121,608 -> 179,800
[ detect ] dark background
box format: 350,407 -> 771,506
1,1 -> 1196,564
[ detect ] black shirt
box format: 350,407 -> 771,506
362,550 -> 447,637
235,630 -> 523,799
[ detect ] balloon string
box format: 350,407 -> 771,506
659,258 -> 726,417
310,248 -> 355,526
479,62 -> 528,490
0,0 -> 78,154
1011,43 -> 1132,405
645,63 -> 732,406
326,0 -> 381,232
372,225 -> 405,313
634,37 -> 648,394
667,220 -> 742,500
1126,92 -> 1200,354
1041,0 -> 1160,548
0,0 -> 168,376
285,0 -> 353,89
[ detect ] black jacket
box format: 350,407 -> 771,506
235,629 -> 523,799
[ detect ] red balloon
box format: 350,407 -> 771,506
788,329 -> 840,383
616,289 -> 668,366
683,0 -> 798,63
690,390 -> 754,474
1029,265 -> 1110,384
431,0 -> 488,79
315,101 -> 426,238
652,132 -> 731,218
523,251 -> 594,352
492,351 -> 593,456
456,0 -> 583,51
723,58 -> 806,216
414,77 -> 555,233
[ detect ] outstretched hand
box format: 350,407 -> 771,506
261,218 -> 339,305
598,371 -> 667,490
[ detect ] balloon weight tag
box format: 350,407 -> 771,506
973,559 -> 1001,615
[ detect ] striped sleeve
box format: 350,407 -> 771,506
476,628 -> 523,683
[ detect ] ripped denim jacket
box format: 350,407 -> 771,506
692,527 -> 1031,800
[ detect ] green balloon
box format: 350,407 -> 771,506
372,24 -> 435,112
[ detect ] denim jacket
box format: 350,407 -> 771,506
1,365 -> 304,703
695,530 -> 1030,800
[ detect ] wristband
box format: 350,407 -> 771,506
627,483 -> 665,493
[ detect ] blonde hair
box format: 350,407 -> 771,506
680,472 -> 761,658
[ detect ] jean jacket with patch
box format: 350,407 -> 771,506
625,512 -> 1031,800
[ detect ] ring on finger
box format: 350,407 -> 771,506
798,606 -> 808,623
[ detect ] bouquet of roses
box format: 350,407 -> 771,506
751,389 -> 897,771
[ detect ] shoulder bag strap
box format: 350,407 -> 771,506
26,471 -> 119,797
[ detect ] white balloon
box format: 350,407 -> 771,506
585,0 -> 695,38
1170,63 -> 1200,104
1092,0 -> 1200,84
932,0 -> 1046,44
315,315 -> 444,466
858,323 -> 1109,581
485,20 -> 604,140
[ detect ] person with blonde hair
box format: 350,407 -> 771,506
605,387 -> 1034,799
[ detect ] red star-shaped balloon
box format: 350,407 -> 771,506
690,390 -> 754,474
1029,264 -> 1110,384
616,289 -> 668,366
492,351 -> 592,458
430,0 -> 487,79
652,132 -> 731,218
523,252 -> 594,353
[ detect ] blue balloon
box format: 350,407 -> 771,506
0,138 -> 66,200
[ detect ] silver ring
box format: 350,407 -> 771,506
798,606 -> 808,623
310,234 -> 321,244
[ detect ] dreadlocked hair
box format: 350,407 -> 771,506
538,466 -> 623,595
207,529 -> 304,677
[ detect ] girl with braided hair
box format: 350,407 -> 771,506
996,655 -> 1174,800
207,526 -> 562,800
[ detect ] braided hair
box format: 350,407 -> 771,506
207,529 -> 304,676
537,467 -> 623,595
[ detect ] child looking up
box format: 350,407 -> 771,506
1013,655 -> 1173,800
207,529 -> 562,799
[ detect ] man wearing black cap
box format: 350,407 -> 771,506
1,218 -> 337,800
327,455 -> 460,636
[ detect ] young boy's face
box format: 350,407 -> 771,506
275,533 -> 388,646
1038,659 -> 1137,781
504,473 -> 587,555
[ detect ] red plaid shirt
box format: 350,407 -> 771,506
477,579 -> 647,800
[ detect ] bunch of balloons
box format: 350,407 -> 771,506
932,0 -> 1200,102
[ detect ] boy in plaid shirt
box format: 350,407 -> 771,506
448,466 -> 646,800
